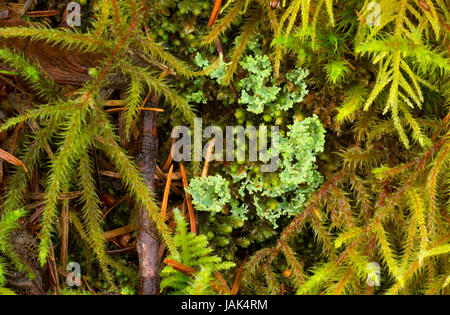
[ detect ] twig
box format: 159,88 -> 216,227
82,276 -> 97,295
161,164 -> 174,219
208,0 -> 223,27
164,258 -> 196,277
231,256 -> 247,295
60,202 -> 69,268
26,10 -> 59,17
102,194 -> 130,219
136,91 -> 160,295
201,138 -> 216,177
104,224 -> 138,240
105,107 -> 164,113
180,163 -> 197,234
162,138 -> 176,171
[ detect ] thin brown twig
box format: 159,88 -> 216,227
162,137 -> 176,171
102,194 -> 130,219
231,255 -> 247,295
161,164 -> 174,219
201,138 -> 216,178
180,163 -> 197,234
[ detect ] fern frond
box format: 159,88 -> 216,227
161,209 -> 234,294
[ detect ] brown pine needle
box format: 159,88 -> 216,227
164,258 -> 196,277
98,170 -> 123,178
24,191 -> 81,200
213,271 -> 231,294
161,164 -> 174,219
208,0 -> 223,27
102,194 -> 129,219
162,138 -> 176,171
105,107 -> 164,113
60,203 -> 69,267
138,108 -> 164,111
180,163 -> 197,234
26,10 -> 59,17
0,147 -> 28,172
82,276 -> 97,295
202,138 -> 216,178
231,256 -> 247,295
104,224 -> 138,240
100,100 -> 128,107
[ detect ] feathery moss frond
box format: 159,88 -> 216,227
0,27 -> 108,53
0,48 -> 59,101
39,108 -> 96,265
222,9 -> 260,85
77,149 -> 113,285
121,63 -> 195,124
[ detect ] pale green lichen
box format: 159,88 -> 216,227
186,175 -> 231,214
187,116 -> 325,228
238,54 -> 308,114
